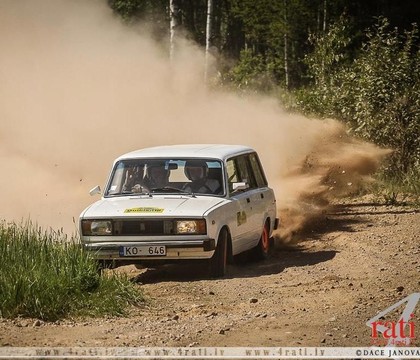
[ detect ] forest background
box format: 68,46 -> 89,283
109,0 -> 420,198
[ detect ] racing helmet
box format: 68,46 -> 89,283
184,159 -> 208,181
146,162 -> 170,184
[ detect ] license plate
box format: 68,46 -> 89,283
119,245 -> 166,257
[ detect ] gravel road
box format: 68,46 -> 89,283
1,198 -> 419,348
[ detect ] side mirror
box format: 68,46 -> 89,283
232,182 -> 249,191
89,185 -> 102,196
167,163 -> 178,170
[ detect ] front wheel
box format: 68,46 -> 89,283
208,229 -> 228,278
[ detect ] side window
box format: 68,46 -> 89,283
226,155 -> 257,193
236,156 -> 257,189
226,159 -> 238,193
249,153 -> 268,188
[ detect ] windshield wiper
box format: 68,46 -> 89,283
150,186 -> 186,193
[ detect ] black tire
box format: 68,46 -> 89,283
252,223 -> 272,261
209,228 -> 228,278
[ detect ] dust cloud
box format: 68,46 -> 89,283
0,0 -> 389,241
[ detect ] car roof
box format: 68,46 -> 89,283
116,144 -> 255,162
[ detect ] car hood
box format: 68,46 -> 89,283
80,195 -> 227,219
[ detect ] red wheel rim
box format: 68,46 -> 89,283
261,226 -> 269,253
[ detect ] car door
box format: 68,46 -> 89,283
226,155 -> 260,254
247,151 -> 276,236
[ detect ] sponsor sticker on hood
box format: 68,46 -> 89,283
124,207 -> 164,213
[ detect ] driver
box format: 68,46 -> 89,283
122,165 -> 146,193
183,159 -> 220,194
144,163 -> 170,189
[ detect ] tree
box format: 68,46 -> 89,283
108,0 -> 420,90
169,0 -> 180,62
296,15 -> 353,115
299,17 -> 420,176
345,19 -> 420,175
205,0 -> 214,82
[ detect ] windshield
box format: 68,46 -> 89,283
105,158 -> 224,196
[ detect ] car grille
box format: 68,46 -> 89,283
114,220 -> 167,236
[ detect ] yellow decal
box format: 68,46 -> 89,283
124,207 -> 164,213
237,211 -> 247,226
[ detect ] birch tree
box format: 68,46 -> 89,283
205,0 -> 214,82
169,0 -> 179,63
283,0 -> 289,89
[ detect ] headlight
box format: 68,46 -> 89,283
175,220 -> 206,235
81,220 -> 112,236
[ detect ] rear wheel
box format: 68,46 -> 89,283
209,228 -> 228,278
252,222 -> 271,261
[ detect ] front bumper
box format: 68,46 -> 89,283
82,238 -> 216,261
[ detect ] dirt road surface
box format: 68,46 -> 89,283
1,198 -> 419,348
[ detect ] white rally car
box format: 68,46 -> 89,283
80,144 -> 278,277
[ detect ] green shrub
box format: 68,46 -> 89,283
0,221 -> 142,321
297,17 -> 420,184
227,48 -> 275,92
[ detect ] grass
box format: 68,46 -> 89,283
0,221 -> 142,321
366,168 -> 420,206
